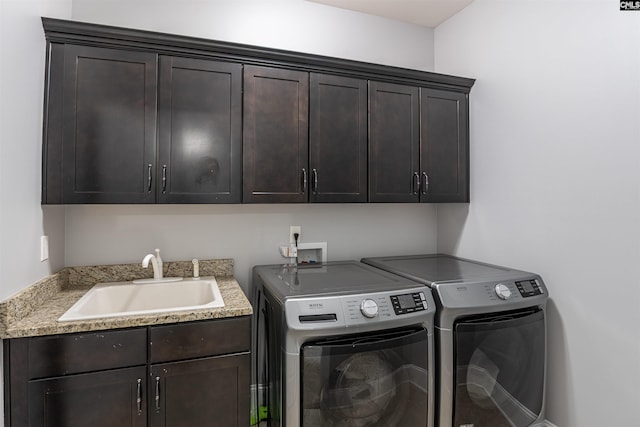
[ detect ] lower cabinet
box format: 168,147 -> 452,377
28,367 -> 147,427
4,316 -> 251,427
147,318 -> 251,427
149,354 -> 250,427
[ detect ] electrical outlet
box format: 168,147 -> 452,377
40,235 -> 49,262
289,226 -> 301,244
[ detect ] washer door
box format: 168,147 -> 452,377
453,308 -> 545,427
301,327 -> 429,427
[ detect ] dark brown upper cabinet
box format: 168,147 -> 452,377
43,46 -> 242,204
243,70 -> 367,204
158,56 -> 242,203
243,65 -> 309,203
369,82 -> 470,203
309,74 -> 368,203
44,44 -> 158,204
369,81 -> 420,203
420,88 -> 469,202
41,18 -> 474,205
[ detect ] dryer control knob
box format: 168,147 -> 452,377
360,299 -> 379,318
495,283 -> 512,300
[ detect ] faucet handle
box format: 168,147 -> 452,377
192,259 -> 200,279
154,249 -> 163,277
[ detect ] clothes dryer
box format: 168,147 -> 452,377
253,261 -> 437,427
362,254 -> 548,427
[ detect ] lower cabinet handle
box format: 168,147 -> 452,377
312,168 -> 318,194
413,172 -> 420,195
155,376 -> 161,411
136,378 -> 142,414
147,164 -> 153,193
162,165 -> 167,194
301,168 -> 307,194
422,172 -> 429,195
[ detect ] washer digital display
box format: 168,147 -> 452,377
390,293 -> 426,315
396,294 -> 417,309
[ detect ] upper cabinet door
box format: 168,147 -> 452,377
420,88 -> 469,203
157,57 -> 242,203
309,74 -> 368,203
243,65 -> 309,203
369,81 -> 420,203
61,45 -> 157,203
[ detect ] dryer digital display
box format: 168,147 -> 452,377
515,279 -> 543,297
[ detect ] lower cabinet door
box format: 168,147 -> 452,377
28,366 -> 147,427
149,353 -> 250,427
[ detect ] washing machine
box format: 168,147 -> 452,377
253,261 -> 437,427
362,254 -> 548,427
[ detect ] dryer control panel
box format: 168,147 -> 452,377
515,279 -> 544,297
435,275 -> 547,310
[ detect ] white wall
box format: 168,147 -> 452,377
72,0 -> 434,71
64,0 -> 439,290
65,204 -> 438,288
0,1 -> 72,424
0,0 -> 70,300
435,1 -> 640,426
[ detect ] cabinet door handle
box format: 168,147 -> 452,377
413,172 -> 420,195
155,376 -> 161,411
312,168 -> 318,194
162,165 -> 167,194
136,378 -> 142,414
147,164 -> 153,193
301,168 -> 307,194
422,172 -> 429,195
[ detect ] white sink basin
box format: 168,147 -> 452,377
59,277 -> 224,322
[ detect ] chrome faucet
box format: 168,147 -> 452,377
142,248 -> 163,279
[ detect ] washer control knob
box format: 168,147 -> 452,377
495,283 -> 512,300
360,299 -> 379,318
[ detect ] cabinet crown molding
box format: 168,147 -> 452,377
41,17 -> 475,92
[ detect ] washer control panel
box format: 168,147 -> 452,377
285,286 -> 435,329
343,294 -> 394,323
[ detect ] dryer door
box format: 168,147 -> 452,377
301,327 -> 429,427
453,308 -> 545,427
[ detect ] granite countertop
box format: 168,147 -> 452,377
0,259 -> 253,339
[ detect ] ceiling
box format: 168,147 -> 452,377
306,0 -> 474,28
